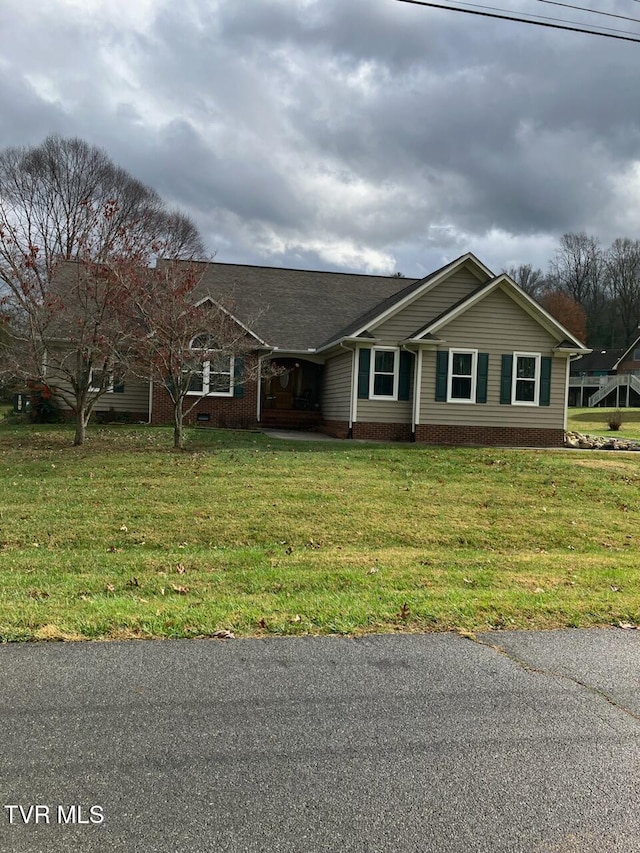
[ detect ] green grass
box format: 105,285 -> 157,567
568,407 -> 640,439
1,421 -> 640,641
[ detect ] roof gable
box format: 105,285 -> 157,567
318,253 -> 493,350
410,273 -> 589,351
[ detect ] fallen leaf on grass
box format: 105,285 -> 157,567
367,567 -> 378,575
105,583 -> 115,593
212,629 -> 235,639
618,621 -> 640,630
27,589 -> 49,600
126,577 -> 140,588
176,564 -> 186,574
257,618 -> 268,629
170,584 -> 189,595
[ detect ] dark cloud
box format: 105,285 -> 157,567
1,0 -> 639,276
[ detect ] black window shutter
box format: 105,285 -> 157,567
357,348 -> 371,399
435,350 -> 448,402
398,350 -> 412,401
500,354 -> 513,404
476,353 -> 489,403
233,356 -> 244,397
540,356 -> 552,406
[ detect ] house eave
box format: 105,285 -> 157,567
316,335 -> 382,353
414,275 -> 588,349
344,253 -> 494,341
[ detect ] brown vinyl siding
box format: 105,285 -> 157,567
321,350 -> 352,421
372,267 -> 484,343
419,287 -> 567,429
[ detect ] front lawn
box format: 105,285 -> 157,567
1,421 -> 639,641
568,407 -> 640,439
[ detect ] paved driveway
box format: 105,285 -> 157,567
2,629 -> 640,852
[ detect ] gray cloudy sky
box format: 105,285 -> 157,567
1,0 -> 639,276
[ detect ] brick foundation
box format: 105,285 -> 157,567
151,382 -> 258,429
320,420 -> 351,439
414,423 -> 565,447
352,422 -> 413,442
94,410 -> 148,424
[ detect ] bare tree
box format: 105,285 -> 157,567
0,135 -> 205,444
109,256 -> 269,449
504,263 -> 546,298
547,233 -> 608,342
605,237 -> 640,344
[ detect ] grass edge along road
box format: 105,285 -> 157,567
1,418 -> 640,641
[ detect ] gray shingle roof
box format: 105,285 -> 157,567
570,348 -> 624,374
189,261 -> 418,351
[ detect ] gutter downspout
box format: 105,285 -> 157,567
400,344 -> 422,440
340,341 -> 358,438
564,356 -> 570,431
257,349 -> 275,425
257,355 -> 263,424
411,347 -> 423,437
148,377 -> 153,425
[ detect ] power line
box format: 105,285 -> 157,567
441,0 -> 640,35
533,0 -> 640,26
395,0 -> 640,41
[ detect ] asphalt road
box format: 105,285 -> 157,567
2,629 -> 640,852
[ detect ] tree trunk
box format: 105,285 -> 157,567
174,401 -> 184,449
73,408 -> 86,446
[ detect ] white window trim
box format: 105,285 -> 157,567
88,368 -> 114,393
446,348 -> 477,404
511,352 -> 541,406
186,355 -> 235,397
369,346 -> 400,400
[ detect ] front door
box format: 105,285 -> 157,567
267,366 -> 297,409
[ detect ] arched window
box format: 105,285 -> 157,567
186,335 -> 234,396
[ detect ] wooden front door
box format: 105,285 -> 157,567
268,367 -> 297,409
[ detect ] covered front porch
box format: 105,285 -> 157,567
260,357 -> 324,430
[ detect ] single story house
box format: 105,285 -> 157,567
90,252 -> 589,446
